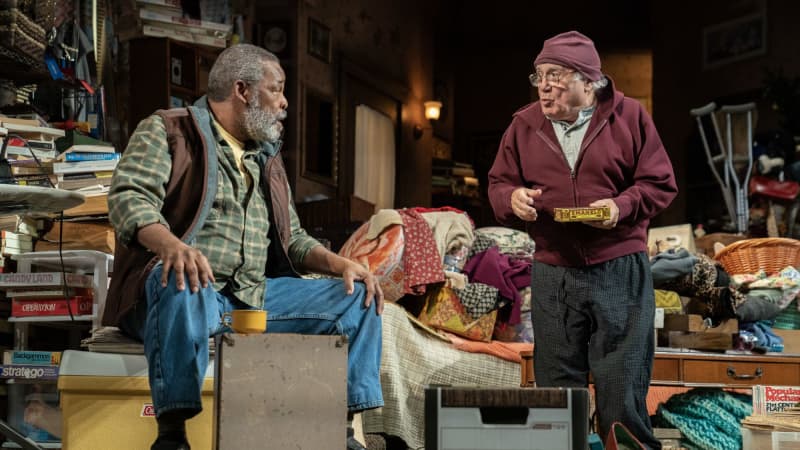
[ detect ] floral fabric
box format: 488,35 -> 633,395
418,286 -> 497,342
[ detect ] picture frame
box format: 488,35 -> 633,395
301,85 -> 338,186
703,13 -> 767,70
307,18 -> 331,63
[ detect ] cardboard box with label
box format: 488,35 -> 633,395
58,350 -> 214,450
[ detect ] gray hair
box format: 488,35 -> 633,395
206,44 -> 279,101
573,72 -> 608,93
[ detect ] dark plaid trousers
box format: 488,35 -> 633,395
531,252 -> 661,450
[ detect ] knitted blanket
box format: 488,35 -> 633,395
654,388 -> 752,450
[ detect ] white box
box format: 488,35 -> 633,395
742,428 -> 800,450
425,387 -> 589,450
654,308 -> 665,329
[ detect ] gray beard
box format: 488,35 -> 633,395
243,98 -> 286,143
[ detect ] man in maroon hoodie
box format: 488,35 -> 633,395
488,31 -> 677,449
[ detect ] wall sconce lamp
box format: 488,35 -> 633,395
414,100 -> 443,139
424,100 -> 442,120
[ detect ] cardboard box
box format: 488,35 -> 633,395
58,350 -> 214,450
648,224 -> 696,255
742,428 -> 800,450
214,334 -> 347,450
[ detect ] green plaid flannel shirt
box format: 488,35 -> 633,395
109,114 -> 320,308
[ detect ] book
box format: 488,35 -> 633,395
2,350 -> 61,365
137,0 -> 181,7
138,6 -> 232,33
6,136 -> 55,149
9,165 -> 52,176
1,240 -> 33,253
753,385 -> 800,415
52,159 -> 119,174
3,137 -> 57,159
11,296 -> 93,317
0,272 -> 94,288
62,152 -> 120,162
141,23 -> 227,48
54,130 -> 113,154
58,175 -> 112,191
0,364 -> 59,380
2,242 -> 33,253
55,144 -> 115,160
4,146 -> 57,160
12,174 -> 57,187
0,117 -> 39,127
0,121 -> 65,139
1,230 -> 33,245
6,287 -> 92,299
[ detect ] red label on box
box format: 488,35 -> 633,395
11,296 -> 93,316
141,403 -> 155,417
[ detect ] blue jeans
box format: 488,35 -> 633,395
120,265 -> 384,419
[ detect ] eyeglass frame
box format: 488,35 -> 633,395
528,69 -> 576,87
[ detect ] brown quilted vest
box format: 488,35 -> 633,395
102,107 -> 296,326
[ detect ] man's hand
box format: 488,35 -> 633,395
511,187 -> 543,222
583,198 -> 619,229
136,223 -> 215,293
342,262 -> 384,315
304,245 -> 384,315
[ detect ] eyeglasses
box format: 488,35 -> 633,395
528,69 -> 575,87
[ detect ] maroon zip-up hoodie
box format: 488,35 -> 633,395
488,78 -> 677,267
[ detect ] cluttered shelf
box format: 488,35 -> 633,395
0,46 -> 47,84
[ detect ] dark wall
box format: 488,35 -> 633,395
651,0 -> 798,227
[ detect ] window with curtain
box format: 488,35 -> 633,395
354,104 -> 395,210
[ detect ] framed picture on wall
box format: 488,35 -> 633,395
308,18 -> 331,63
703,12 -> 767,69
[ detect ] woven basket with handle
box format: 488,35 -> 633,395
714,237 -> 800,275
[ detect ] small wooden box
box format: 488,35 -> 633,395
553,206 -> 610,222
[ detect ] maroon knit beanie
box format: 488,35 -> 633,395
534,31 -> 602,81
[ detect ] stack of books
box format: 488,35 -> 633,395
0,271 -> 94,320
0,216 -> 43,272
53,144 -> 118,195
1,230 -> 33,257
0,350 -> 62,443
432,158 -> 480,198
117,0 -> 232,48
51,133 -> 118,217
0,115 -> 64,187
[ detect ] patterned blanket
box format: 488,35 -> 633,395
363,303 -> 521,449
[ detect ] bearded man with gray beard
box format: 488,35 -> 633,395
105,44 -> 384,450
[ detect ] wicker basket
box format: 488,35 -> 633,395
0,9 -> 45,60
714,237 -> 800,274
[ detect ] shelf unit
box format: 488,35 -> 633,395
10,251 -> 113,332
1,250 -> 113,449
127,37 -> 220,136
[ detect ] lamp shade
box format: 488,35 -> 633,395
424,101 -> 442,120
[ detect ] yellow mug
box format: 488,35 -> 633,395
221,309 -> 267,334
